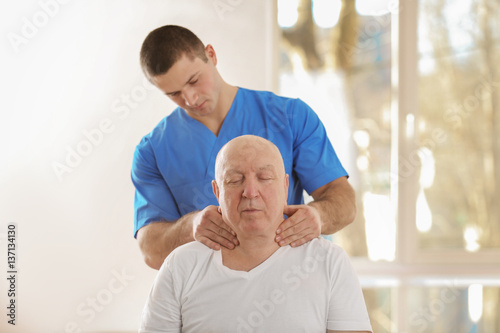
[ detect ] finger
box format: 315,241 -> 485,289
195,215 -> 239,247
206,228 -> 239,249
195,225 -> 239,248
205,211 -> 237,237
276,227 -> 314,246
276,222 -> 305,242
216,220 -> 237,237
276,211 -> 307,238
197,236 -> 221,251
198,209 -> 237,239
204,221 -> 239,244
196,228 -> 238,249
276,213 -> 300,235
289,233 -> 317,247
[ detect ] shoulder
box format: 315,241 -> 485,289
166,241 -> 212,262
132,109 -> 188,165
138,109 -> 183,146
295,238 -> 350,266
237,87 -> 317,115
237,88 -> 303,104
162,242 -> 214,272
236,88 -> 315,129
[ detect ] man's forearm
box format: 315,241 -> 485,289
309,177 -> 356,235
137,212 -> 197,270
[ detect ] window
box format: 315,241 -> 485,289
277,0 -> 500,331
417,0 -> 500,253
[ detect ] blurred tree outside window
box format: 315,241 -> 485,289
417,0 -> 500,251
277,0 -> 500,332
278,0 -> 393,259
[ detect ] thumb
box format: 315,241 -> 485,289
283,205 -> 299,217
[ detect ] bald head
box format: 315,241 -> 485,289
214,135 -> 285,184
212,135 -> 289,236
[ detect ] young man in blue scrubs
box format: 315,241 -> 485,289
132,25 -> 356,269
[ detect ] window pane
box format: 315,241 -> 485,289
278,0 -> 393,260
363,288 -> 393,333
407,285 -> 500,332
417,0 -> 500,250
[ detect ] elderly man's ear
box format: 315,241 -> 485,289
212,180 -> 220,201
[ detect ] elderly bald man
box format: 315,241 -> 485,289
139,135 -> 372,333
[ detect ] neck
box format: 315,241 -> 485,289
202,81 -> 238,136
221,235 -> 279,272
218,81 -> 238,114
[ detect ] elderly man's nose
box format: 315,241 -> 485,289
242,180 -> 259,198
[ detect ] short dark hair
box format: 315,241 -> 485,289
140,25 -> 208,80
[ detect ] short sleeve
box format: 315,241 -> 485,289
131,137 -> 181,237
326,247 -> 372,332
288,99 -> 348,194
139,255 -> 182,333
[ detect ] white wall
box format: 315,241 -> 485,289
0,1 -> 276,332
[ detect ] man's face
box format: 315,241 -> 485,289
152,47 -> 221,119
213,139 -> 289,237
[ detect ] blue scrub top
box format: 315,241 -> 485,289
131,88 -> 347,237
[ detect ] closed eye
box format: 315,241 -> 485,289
226,178 -> 243,185
258,172 -> 275,181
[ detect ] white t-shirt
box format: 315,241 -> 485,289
139,238 -> 372,333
